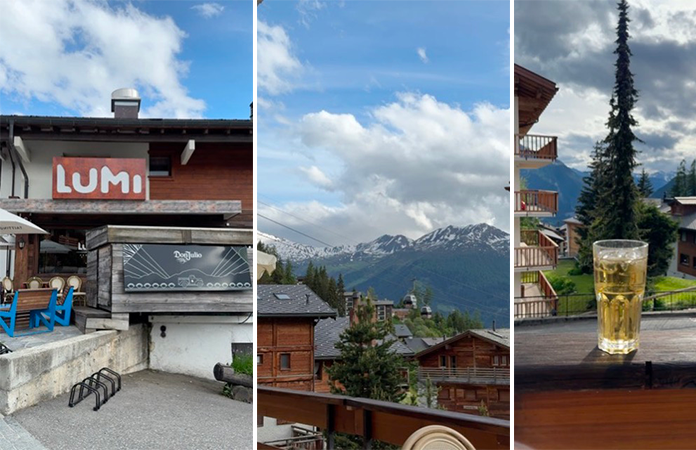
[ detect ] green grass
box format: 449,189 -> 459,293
653,276 -> 696,291
231,353 -> 253,376
544,260 -> 594,294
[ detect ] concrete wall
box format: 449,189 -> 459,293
0,324 -> 148,415
3,140 -> 149,199
149,315 -> 253,380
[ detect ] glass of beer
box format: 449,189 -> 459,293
593,240 -> 648,354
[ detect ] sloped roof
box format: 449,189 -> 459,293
415,328 -> 510,359
394,324 -> 413,338
314,316 -> 413,360
257,284 -> 337,318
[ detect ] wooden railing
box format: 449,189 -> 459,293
261,426 -> 323,450
515,134 -> 558,160
515,230 -> 558,269
418,367 -> 510,384
514,190 -> 558,215
258,386 -> 509,450
516,270 -> 559,318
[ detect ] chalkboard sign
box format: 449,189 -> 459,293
123,244 -> 251,292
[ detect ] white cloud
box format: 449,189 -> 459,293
298,165 -> 334,190
258,21 -> 303,96
417,47 -> 429,64
191,3 -> 224,19
297,0 -> 325,28
0,0 -> 205,118
261,92 -> 510,244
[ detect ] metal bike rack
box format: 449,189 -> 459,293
67,367 -> 121,411
0,343 -> 11,355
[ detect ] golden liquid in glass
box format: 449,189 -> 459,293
594,254 -> 647,354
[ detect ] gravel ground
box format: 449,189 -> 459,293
12,370 -> 252,450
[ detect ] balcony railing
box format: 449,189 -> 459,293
514,190 -> 558,215
258,386 -> 509,450
515,230 -> 558,269
417,367 -> 510,384
516,271 -> 559,318
515,134 -> 558,161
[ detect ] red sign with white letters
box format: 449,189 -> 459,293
52,157 -> 146,200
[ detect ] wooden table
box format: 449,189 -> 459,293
515,314 -> 696,449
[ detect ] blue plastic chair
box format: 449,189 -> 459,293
31,287 -> 74,328
0,289 -> 57,337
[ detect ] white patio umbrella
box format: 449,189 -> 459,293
0,209 -> 47,235
257,250 -> 277,280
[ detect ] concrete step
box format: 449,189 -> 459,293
73,306 -> 110,334
0,417 -> 48,450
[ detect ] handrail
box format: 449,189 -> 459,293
417,367 -> 510,383
514,190 -> 558,215
515,134 -> 558,160
258,386 -> 509,449
516,230 -> 558,268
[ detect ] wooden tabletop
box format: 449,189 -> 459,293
515,314 -> 696,449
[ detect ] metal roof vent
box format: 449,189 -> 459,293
111,88 -> 141,119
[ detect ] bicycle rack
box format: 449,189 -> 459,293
0,343 -> 11,355
67,367 -> 121,411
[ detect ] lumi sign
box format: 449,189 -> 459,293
53,157 -> 146,200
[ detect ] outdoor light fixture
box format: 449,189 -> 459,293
18,238 -> 25,250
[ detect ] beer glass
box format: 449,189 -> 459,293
593,240 -> 648,354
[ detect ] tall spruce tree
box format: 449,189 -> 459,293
575,142 -> 607,272
593,0 -> 640,240
672,159 -> 688,197
637,168 -> 653,197
689,160 -> 696,196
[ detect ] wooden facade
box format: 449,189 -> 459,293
416,330 -> 510,419
258,318 -> 316,391
84,226 -> 253,315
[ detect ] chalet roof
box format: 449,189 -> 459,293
564,216 -> 582,225
257,284 -> 337,318
314,316 -> 414,360
514,64 -> 558,136
374,300 -> 394,306
414,328 -> 510,359
0,115 -> 252,143
540,228 -> 564,243
394,324 -> 413,339
678,212 -> 696,231
675,197 -> 696,205
404,337 -> 445,354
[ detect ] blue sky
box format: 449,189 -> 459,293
259,0 -> 511,245
0,0 -> 252,119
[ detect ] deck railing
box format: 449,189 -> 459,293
514,190 -> 558,215
515,134 -> 558,160
258,386 -> 510,449
417,367 -> 510,384
515,230 -> 558,269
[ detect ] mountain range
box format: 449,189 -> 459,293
522,160 -> 674,226
259,224 -> 510,326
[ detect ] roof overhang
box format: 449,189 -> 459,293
514,64 -> 558,136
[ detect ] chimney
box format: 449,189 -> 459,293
492,320 -> 496,332
111,88 -> 141,119
305,294 -> 310,305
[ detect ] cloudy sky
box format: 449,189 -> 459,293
0,0 -> 251,119
259,0 -> 510,246
516,0 -> 696,174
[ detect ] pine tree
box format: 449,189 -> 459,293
304,261 -> 315,289
575,143 -> 607,272
593,0 -> 640,241
689,160 -> 696,196
672,159 -> 687,197
637,168 -> 653,197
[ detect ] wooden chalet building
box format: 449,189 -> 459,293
668,197 -> 696,278
0,88 -> 253,379
257,284 -> 336,391
415,328 -> 510,419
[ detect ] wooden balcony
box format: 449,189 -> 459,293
514,190 -> 558,217
417,367 -> 510,385
515,134 -> 557,168
258,386 -> 509,449
515,271 -> 559,319
514,230 -> 558,271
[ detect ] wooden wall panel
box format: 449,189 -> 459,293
148,143 -> 252,213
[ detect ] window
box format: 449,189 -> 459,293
492,355 -> 500,366
439,355 -> 447,368
466,390 -> 476,401
450,355 -> 456,369
257,354 -> 263,365
682,232 -> 687,242
149,156 -> 171,177
280,353 -> 291,370
274,293 -> 291,300
456,389 -> 464,398
681,253 -> 689,266
502,355 -> 508,367
314,362 -> 322,380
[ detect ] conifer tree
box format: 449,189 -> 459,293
637,168 -> 653,197
575,142 -> 607,272
593,0 -> 640,240
672,159 -> 687,197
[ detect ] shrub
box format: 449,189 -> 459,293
232,353 -> 253,376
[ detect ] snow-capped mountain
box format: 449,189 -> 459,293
258,223 -> 509,262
